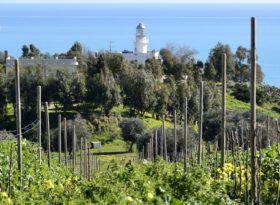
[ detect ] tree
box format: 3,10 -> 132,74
166,42 -> 197,63
145,58 -> 163,79
204,62 -> 217,81
20,65 -> 44,124
95,54 -> 105,74
120,118 -> 144,152
203,82 -> 221,112
22,45 -> 29,58
51,114 -> 93,152
86,51 -> 97,77
256,64 -> 264,83
29,44 -> 40,58
102,53 -> 124,79
49,68 -> 86,113
67,41 -> 87,73
154,84 -> 169,117
207,42 -> 235,81
0,75 -> 7,122
121,69 -> 157,115
234,46 -> 264,83
235,46 -> 248,64
232,83 -> 268,106
87,66 -> 122,116
160,46 -> 196,81
160,48 -> 176,75
67,41 -> 83,58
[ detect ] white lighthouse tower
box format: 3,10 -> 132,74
135,23 -> 149,54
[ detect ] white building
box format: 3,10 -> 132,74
5,57 -> 78,77
122,23 -> 161,64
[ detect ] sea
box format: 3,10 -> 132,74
0,3 -> 279,87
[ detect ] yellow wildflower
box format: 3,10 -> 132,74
146,192 -> 154,201
126,196 -> 133,203
43,179 -> 54,190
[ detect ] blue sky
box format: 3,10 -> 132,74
0,0 -> 280,3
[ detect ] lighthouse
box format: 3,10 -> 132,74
135,23 -> 149,54
122,23 -> 160,64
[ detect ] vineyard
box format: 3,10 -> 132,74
1,17 -> 280,205
0,137 -> 280,204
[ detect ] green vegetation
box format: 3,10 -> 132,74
1,41 -> 280,205
1,139 -> 280,204
227,93 -> 280,119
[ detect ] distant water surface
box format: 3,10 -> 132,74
0,4 -> 279,87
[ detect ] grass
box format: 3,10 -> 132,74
111,104 -> 130,115
227,93 -> 280,119
142,116 -> 173,129
49,138 -> 136,173
89,138 -> 137,172
6,103 -> 14,116
91,139 -> 128,153
227,93 -> 250,111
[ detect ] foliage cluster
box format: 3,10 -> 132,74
232,83 -> 280,106
0,139 -> 236,204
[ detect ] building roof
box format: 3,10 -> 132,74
5,57 -> 78,74
6,58 -> 78,67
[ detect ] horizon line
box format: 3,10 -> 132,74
1,2 -> 280,4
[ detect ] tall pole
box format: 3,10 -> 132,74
37,86 -> 42,165
160,124 -> 164,158
15,59 -> 22,184
80,138 -> 83,176
151,134 -> 154,161
58,114 -> 62,166
266,115 -> 270,147
45,102 -> 51,168
250,17 -> 257,205
198,81 -> 203,165
155,129 -> 158,159
84,139 -> 87,177
184,97 -> 188,173
64,117 -> 67,168
72,124 -> 76,173
174,109 -> 177,161
221,53 -> 227,169
162,115 -> 167,160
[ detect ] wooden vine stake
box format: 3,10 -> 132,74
155,128 -> 158,160
221,53 -> 226,169
37,86 -> 42,165
162,115 -> 167,160
88,146 -> 91,180
84,139 -> 87,178
64,117 -> 67,168
250,17 -> 257,205
58,114 -> 62,166
184,97 -> 188,173
160,123 -> 164,158
174,109 -> 177,162
8,143 -> 13,195
15,59 -> 22,184
151,134 -> 154,161
198,81 -> 203,165
45,102 -> 51,168
80,138 -> 83,176
275,120 -> 280,205
72,124 -> 76,173
266,115 -> 270,147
